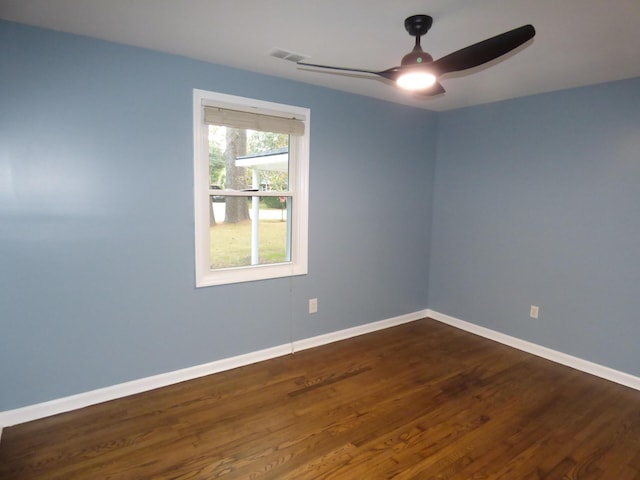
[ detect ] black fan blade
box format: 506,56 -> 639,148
376,67 -> 402,82
298,62 -> 442,96
413,82 -> 446,97
432,24 -> 535,75
298,61 -> 409,84
297,61 -> 384,76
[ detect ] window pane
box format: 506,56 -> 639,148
208,126 -> 289,193
209,196 -> 290,270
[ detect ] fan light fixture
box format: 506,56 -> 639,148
396,70 -> 437,90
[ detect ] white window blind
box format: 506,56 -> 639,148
203,106 -> 305,136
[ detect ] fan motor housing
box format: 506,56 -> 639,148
401,50 -> 434,66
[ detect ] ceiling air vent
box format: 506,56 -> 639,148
269,48 -> 309,63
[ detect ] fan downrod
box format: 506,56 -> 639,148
404,15 -> 433,37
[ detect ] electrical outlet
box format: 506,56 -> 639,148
309,298 -> 318,314
530,305 -> 539,319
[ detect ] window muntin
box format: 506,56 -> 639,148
193,90 -> 309,287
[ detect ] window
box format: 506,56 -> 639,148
193,89 -> 310,287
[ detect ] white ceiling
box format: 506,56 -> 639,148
2,0 -> 640,111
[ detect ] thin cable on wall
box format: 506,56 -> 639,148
289,268 -> 295,354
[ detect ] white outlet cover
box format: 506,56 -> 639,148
309,298 -> 318,314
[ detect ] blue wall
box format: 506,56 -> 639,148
3,19 -> 639,413
0,21 -> 436,410
429,77 -> 640,375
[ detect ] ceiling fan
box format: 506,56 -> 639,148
297,15 -> 536,97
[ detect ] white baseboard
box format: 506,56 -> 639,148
427,309 -> 640,391
5,308 -> 636,430
0,343 -> 292,429
293,309 -> 429,352
0,309 -> 428,428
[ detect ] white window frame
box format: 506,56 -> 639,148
193,89 -> 310,287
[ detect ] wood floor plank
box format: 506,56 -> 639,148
2,318 -> 640,479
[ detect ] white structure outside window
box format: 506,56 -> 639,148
193,89 -> 310,287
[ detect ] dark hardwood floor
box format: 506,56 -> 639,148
2,318 -> 640,479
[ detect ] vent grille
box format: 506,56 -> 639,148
269,48 -> 309,63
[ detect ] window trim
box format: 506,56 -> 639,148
193,89 -> 310,287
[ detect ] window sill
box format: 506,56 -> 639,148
196,262 -> 307,287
